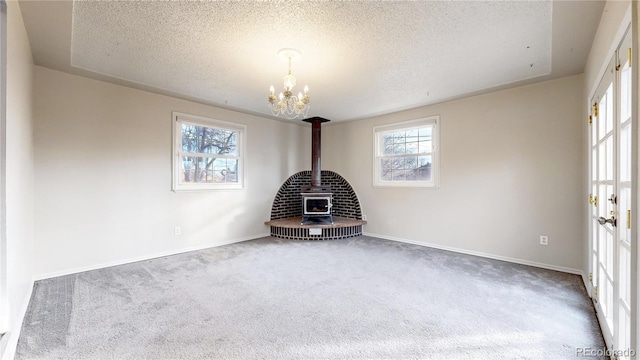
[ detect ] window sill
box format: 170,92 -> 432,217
173,184 -> 244,192
373,181 -> 439,189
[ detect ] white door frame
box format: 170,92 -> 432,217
630,2 -> 638,357
0,0 -> 7,336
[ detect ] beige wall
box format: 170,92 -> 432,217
323,75 -> 585,272
33,66 -> 309,278
2,1 -> 35,358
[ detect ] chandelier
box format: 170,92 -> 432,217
268,48 -> 310,119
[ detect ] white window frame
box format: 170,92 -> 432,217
172,112 -> 246,191
373,116 -> 440,188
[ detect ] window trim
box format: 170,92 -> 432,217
172,112 -> 246,191
372,116 -> 440,188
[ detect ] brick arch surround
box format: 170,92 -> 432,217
270,170 -> 363,221
267,170 -> 365,240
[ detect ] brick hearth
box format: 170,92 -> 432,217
267,170 -> 365,240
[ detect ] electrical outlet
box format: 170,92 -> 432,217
362,215 -> 367,221
174,227 -> 181,236
540,235 -> 548,246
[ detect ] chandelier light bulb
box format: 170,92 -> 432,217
269,86 -> 275,96
284,74 -> 296,92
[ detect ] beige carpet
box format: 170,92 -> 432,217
16,236 -> 605,359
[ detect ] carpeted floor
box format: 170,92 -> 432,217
16,236 -> 605,359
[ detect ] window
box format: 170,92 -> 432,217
373,116 -> 439,188
172,112 -> 245,191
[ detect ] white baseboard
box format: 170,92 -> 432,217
0,279 -> 34,360
34,233 -> 270,280
35,231 -> 587,282
364,232 -> 584,276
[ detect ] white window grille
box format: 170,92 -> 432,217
373,116 -> 440,188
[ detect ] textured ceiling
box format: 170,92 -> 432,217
20,1 -> 605,123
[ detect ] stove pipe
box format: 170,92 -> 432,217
302,117 -> 330,188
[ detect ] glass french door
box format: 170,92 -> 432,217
590,54 -> 615,348
589,27 -> 632,358
615,29 -> 632,358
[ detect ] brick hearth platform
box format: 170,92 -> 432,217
265,217 -> 367,241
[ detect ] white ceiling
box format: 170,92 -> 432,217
19,1 -> 605,123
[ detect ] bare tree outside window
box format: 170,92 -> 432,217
172,113 -> 245,191
181,124 -> 238,184
380,127 -> 432,182
374,116 -> 439,188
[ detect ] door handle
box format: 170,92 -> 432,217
598,216 -> 617,227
